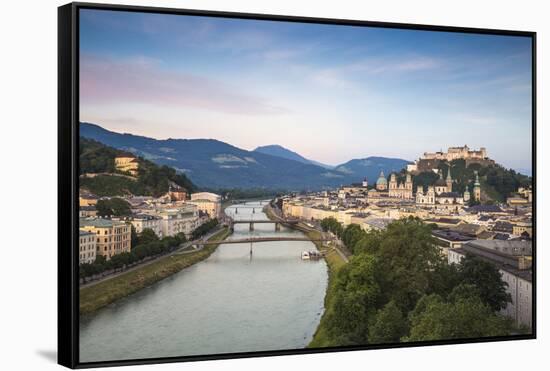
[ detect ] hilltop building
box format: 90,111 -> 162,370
114,154 -> 139,176
423,145 -> 487,162
168,185 -> 188,202
407,145 -> 494,173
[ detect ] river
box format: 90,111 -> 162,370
79,200 -> 328,362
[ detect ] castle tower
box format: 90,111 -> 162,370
446,168 -> 453,192
473,171 -> 481,201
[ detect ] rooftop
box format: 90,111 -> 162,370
80,218 -> 127,228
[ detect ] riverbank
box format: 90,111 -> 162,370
80,227 -> 231,315
263,204 -> 346,347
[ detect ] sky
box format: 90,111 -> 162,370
79,9 -> 533,173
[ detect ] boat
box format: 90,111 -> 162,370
301,250 -> 322,260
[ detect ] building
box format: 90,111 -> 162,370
423,145 -> 487,162
79,193 -> 98,207
188,192 -> 222,219
117,214 -> 163,237
415,169 -> 465,211
447,240 -> 532,329
473,171 -> 481,202
375,170 -> 388,191
388,173 -> 413,199
79,205 -> 97,218
362,218 -> 394,231
80,219 -> 132,260
168,186 -> 188,202
114,154 -> 139,176
513,221 -> 532,237
79,229 -> 97,265
156,205 -> 201,238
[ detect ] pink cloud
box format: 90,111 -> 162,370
80,54 -> 287,115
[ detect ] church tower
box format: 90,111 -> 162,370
446,168 -> 453,192
405,173 -> 413,190
389,173 -> 397,190
464,188 -> 471,202
473,171 -> 481,201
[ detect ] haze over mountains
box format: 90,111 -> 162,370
80,122 -> 410,190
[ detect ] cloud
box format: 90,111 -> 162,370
80,54 -> 288,115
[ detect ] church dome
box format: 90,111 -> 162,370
435,178 -> 447,186
376,171 -> 387,185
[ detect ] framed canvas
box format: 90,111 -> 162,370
58,2 -> 536,368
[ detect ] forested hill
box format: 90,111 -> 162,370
79,138 -> 196,197
402,159 -> 531,203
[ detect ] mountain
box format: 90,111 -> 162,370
334,157 -> 411,184
253,145 -> 333,169
79,138 -> 196,197
80,122 -> 411,191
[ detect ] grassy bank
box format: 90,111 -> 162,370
306,227 -> 346,348
80,228 -> 231,315
262,205 -> 347,347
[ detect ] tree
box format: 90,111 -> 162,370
458,254 -> 512,311
341,224 -> 366,253
130,225 -> 139,248
324,253 -> 382,345
405,290 -> 511,342
137,228 -> 159,246
96,197 -> 132,217
320,217 -> 344,238
371,217 -> 443,312
368,300 -> 408,344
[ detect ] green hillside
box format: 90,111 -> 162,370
79,138 -> 196,197
398,159 -> 531,203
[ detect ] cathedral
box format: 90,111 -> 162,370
369,168 -> 479,211
388,173 -> 413,199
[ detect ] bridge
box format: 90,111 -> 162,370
231,206 -> 263,214
229,219 -> 299,231
195,236 -> 334,246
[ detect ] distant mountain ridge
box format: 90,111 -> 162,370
254,144 -> 333,169
80,122 -> 411,190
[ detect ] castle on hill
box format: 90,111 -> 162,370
407,145 -> 494,173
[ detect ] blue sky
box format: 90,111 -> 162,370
79,9 -> 533,173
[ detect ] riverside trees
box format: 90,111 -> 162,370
316,216 -> 512,346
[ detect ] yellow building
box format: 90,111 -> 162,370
115,154 -> 139,176
80,219 -> 131,260
513,221 -> 532,237
188,192 -> 222,219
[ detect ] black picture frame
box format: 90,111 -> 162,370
58,2 -> 537,369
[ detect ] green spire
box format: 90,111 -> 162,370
474,171 -> 480,186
